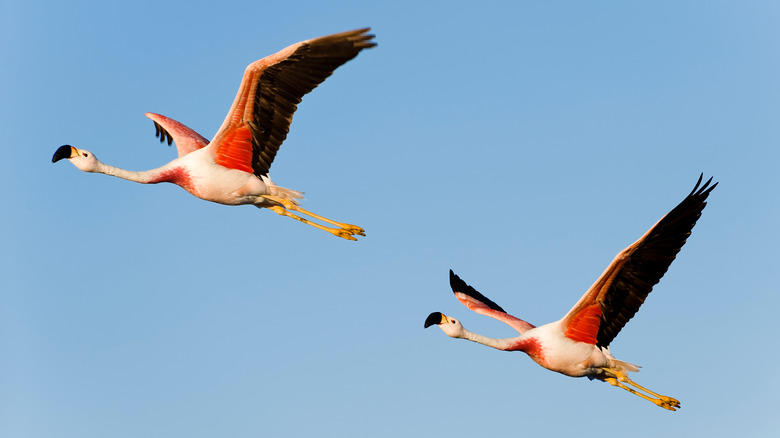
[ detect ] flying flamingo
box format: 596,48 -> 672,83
425,175 -> 717,411
52,28 -> 375,240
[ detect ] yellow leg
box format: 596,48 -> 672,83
288,205 -> 365,236
267,206 -> 358,241
261,195 -> 364,239
602,369 -> 680,411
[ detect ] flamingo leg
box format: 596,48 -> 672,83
261,195 -> 365,237
288,205 -> 365,236
601,369 -> 680,411
266,205 -> 358,241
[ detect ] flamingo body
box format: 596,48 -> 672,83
425,175 -> 717,411
53,28 -> 376,240
509,324 -> 605,375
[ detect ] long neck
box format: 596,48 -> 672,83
96,161 -> 159,184
460,329 -> 516,351
94,160 -> 196,194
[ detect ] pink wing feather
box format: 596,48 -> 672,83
560,175 -> 717,348
207,28 -> 376,178
449,270 -> 535,334
145,112 -> 209,157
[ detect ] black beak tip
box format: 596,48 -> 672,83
424,312 -> 443,328
52,145 -> 73,163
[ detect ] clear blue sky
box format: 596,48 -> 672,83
2,1 -> 779,436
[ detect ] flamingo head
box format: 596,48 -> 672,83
424,312 -> 466,338
52,145 -> 100,172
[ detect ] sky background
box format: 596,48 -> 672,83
2,1 -> 779,436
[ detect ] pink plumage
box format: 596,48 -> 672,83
426,175 -> 717,411
53,28 -> 376,240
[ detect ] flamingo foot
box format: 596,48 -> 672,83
327,228 -> 359,241
655,395 -> 681,411
340,224 -> 366,236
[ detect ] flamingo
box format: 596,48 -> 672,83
424,175 -> 717,411
52,28 -> 376,240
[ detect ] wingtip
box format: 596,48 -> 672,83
447,270 -> 508,314
449,269 -> 462,291
328,27 -> 377,48
352,28 -> 377,48
687,173 -> 718,198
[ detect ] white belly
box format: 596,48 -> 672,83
525,323 -> 610,377
177,151 -> 268,205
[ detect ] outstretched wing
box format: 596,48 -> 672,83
450,270 -> 535,334
145,113 -> 209,157
208,28 -> 376,177
561,175 -> 717,348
